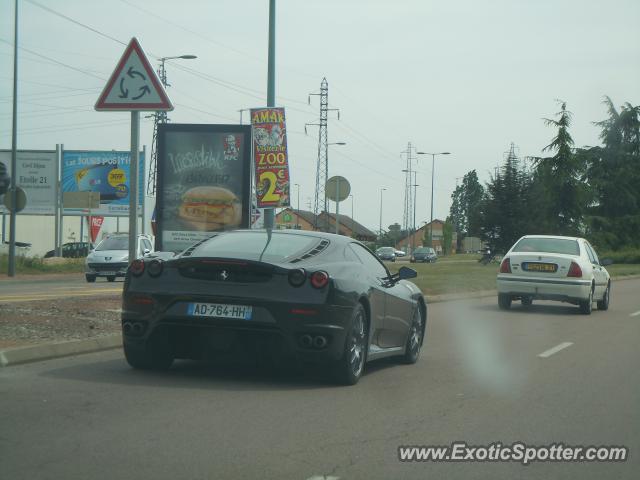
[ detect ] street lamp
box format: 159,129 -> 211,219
294,183 -> 300,229
379,187 -> 387,238
349,194 -> 354,237
417,151 -> 451,249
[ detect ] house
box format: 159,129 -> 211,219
395,219 -> 457,255
274,208 -> 377,242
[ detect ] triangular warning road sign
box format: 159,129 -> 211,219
95,37 -> 173,112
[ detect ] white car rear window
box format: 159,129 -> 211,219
513,238 -> 579,255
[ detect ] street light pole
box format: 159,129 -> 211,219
379,187 -> 386,239
294,183 -> 300,229
412,173 -> 419,253
349,194 -> 354,238
418,152 -> 451,248
264,0 -> 276,231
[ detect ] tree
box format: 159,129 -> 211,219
479,143 -> 532,253
583,97 -> 640,249
442,218 -> 453,255
449,170 -> 484,248
530,101 -> 587,235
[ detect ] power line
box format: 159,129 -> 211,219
0,39 -> 106,81
24,0 -> 128,47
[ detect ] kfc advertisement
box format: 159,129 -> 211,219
156,124 -> 252,252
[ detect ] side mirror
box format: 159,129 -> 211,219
143,248 -> 151,256
600,258 -> 613,266
398,266 -> 417,280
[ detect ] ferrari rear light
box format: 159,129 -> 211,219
567,261 -> 583,277
130,259 -> 145,276
499,257 -> 511,273
147,259 -> 163,277
288,268 -> 306,287
310,270 -> 329,289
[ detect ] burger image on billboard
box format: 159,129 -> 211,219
178,186 -> 241,231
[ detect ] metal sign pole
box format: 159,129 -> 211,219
335,178 -> 340,234
263,0 -> 276,231
57,144 -> 64,255
129,111 -> 140,262
8,0 -> 18,276
54,144 -> 60,255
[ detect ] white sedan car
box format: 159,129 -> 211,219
496,235 -> 611,314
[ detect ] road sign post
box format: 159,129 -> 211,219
325,175 -> 350,235
95,37 -> 172,262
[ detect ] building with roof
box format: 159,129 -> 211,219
395,219 -> 457,255
274,208 -> 377,242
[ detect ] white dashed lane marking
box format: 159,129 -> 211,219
538,342 -> 574,358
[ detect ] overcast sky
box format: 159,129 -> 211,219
1,0 -> 638,232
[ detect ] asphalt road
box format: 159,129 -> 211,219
0,274 -> 122,302
1,278 -> 639,480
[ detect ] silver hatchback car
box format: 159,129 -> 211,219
85,234 -> 154,282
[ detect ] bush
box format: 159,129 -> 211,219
599,248 -> 640,264
0,254 -> 85,274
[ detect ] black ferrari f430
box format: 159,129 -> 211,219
122,230 -> 427,385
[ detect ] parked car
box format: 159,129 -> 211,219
394,249 -> 406,257
85,233 -> 154,282
0,160 -> 9,196
44,242 -> 93,259
496,235 -> 612,314
411,247 -> 437,263
121,230 -> 427,385
376,246 -> 396,262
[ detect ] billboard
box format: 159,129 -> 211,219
156,124 -> 252,252
61,150 -> 144,216
250,107 -> 291,208
0,150 -> 57,215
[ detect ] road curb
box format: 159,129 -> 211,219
0,334 -> 122,367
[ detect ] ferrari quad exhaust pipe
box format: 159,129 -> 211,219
313,336 -> 328,349
131,322 -> 144,335
300,334 -> 313,348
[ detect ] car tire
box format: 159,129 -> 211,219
107,276 -> 116,282
579,286 -> 594,315
334,303 -> 368,386
85,275 -> 96,283
521,297 -> 533,307
401,306 -> 424,365
124,341 -> 174,371
597,282 -> 610,311
498,293 -> 512,310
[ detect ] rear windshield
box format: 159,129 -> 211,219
512,238 -> 580,255
378,247 -> 395,253
414,248 -> 434,254
193,231 -> 323,262
96,237 -> 128,251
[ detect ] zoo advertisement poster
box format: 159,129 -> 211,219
250,107 -> 291,208
156,124 -> 252,252
61,150 -> 144,216
0,150 -> 57,215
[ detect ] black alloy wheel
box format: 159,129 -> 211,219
335,303 -> 367,385
85,275 -> 96,283
401,306 -> 424,364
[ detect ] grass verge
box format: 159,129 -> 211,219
388,260 -> 640,297
0,255 -> 85,274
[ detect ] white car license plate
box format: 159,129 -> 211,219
188,303 -> 252,320
101,271 -> 116,276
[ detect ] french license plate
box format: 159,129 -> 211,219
187,302 -> 252,320
523,262 -> 557,272
101,271 -> 116,276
